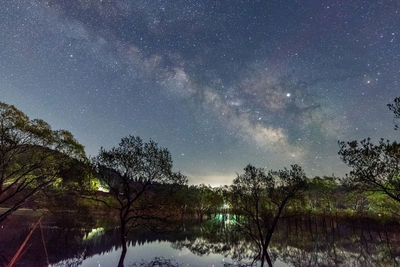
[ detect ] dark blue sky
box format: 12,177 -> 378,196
1,0 -> 399,184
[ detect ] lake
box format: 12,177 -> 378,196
0,212 -> 399,266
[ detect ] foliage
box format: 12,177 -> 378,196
388,96 -> 400,130
91,135 -> 187,266
339,97 -> 400,204
305,176 -> 342,212
230,164 -> 307,267
0,102 -> 86,221
187,184 -> 224,221
92,135 -> 187,216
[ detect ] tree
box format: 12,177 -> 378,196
339,97 -> 400,204
306,176 -> 341,213
92,135 -> 187,267
339,138 -> 400,203
231,164 -> 307,267
40,156 -> 94,216
0,102 -> 85,222
188,184 -> 224,221
388,97 -> 400,130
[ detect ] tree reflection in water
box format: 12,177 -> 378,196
131,257 -> 179,267
0,214 -> 399,266
172,216 -> 400,266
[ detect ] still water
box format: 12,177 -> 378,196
0,212 -> 399,266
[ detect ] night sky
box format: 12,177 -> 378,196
1,1 -> 399,185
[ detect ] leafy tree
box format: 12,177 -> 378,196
306,176 -> 341,213
0,102 -> 85,222
339,97 -> 400,205
339,138 -> 400,203
230,164 -> 307,267
154,184 -> 190,220
188,184 -> 224,221
92,135 -> 187,267
40,157 -> 94,216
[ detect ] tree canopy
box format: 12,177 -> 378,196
339,97 -> 400,204
92,135 -> 187,267
0,102 -> 86,221
231,164 -> 307,267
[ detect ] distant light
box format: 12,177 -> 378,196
97,186 -> 109,193
83,227 -> 104,240
367,80 -> 371,84
286,93 -> 291,97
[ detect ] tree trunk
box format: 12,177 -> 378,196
260,249 -> 265,267
264,200 -> 287,247
118,220 -> 127,267
265,251 -> 273,267
118,240 -> 127,267
261,198 -> 289,267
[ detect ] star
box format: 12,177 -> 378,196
1,0 -> 398,183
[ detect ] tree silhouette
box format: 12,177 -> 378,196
231,164 -> 307,267
187,184 -> 224,221
339,97 -> 400,204
0,102 -> 85,222
388,97 -> 400,130
92,135 -> 187,267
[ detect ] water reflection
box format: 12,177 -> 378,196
0,213 -> 399,266
131,257 -> 179,267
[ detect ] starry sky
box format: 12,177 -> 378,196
1,0 -> 399,185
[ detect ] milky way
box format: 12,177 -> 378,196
1,1 -> 399,184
